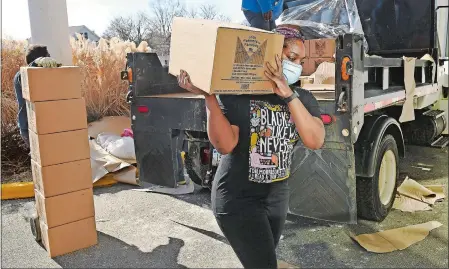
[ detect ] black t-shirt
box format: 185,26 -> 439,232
212,87 -> 322,215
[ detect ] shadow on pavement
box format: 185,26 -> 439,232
54,232 -> 187,268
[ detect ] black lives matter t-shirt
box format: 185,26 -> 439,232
212,88 -> 322,215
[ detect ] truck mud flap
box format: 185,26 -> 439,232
288,100 -> 356,224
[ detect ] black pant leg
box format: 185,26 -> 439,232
266,181 -> 289,247
215,213 -> 278,269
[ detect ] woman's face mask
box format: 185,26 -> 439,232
282,60 -> 303,85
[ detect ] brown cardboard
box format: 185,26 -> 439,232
169,17 -> 284,94
35,188 -> 95,228
351,221 -> 442,253
29,129 -> 90,166
303,40 -> 310,57
302,58 -> 315,76
27,98 -> 87,135
40,217 -> 97,258
32,159 -> 92,198
20,66 -> 81,102
309,39 -> 336,58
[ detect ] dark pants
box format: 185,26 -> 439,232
243,9 -> 276,31
214,181 -> 289,269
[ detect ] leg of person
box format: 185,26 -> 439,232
265,180 -> 290,247
215,212 -> 278,269
243,9 -> 271,31
20,129 -> 30,148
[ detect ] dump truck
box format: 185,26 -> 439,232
123,0 -> 448,223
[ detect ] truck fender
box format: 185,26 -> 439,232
355,115 -> 405,178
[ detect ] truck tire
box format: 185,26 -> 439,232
356,134 -> 399,222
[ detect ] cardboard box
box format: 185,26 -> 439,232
29,129 -> 90,167
32,159 -> 92,198
20,66 -> 81,102
302,58 -> 315,76
304,40 -> 310,57
27,98 -> 87,135
169,17 -> 284,94
40,217 -> 97,258
309,39 -> 336,58
35,188 -> 95,228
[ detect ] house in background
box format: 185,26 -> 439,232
69,25 -> 100,42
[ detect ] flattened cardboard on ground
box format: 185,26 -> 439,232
169,17 -> 284,94
32,159 -> 92,198
40,217 -> 97,258
393,177 -> 446,212
20,66 -> 81,102
29,129 -> 90,167
35,188 -> 95,228
309,39 -> 336,58
397,177 -> 446,205
26,98 -> 87,135
87,116 -> 131,139
351,221 -> 442,253
393,195 -> 432,212
89,139 -> 138,185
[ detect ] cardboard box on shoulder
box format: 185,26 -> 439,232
20,66 -> 81,102
32,159 -> 92,198
27,98 -> 88,135
29,129 -> 90,167
169,17 -> 284,95
35,188 -> 95,228
40,217 -> 97,258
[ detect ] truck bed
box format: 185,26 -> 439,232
305,83 -> 438,113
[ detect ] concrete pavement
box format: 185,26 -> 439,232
1,145 -> 448,268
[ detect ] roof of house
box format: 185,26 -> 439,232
68,25 -> 101,41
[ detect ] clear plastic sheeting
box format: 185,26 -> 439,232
278,0 -> 367,49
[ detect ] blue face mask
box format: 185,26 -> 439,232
282,60 -> 303,85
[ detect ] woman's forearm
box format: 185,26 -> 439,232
288,98 -> 325,150
205,95 -> 239,154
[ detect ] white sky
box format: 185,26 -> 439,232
1,0 -> 245,40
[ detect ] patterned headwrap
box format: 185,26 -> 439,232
275,26 -> 305,42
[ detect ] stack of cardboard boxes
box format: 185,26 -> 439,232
302,38 -> 336,76
21,66 -> 97,258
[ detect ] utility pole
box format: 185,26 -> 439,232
27,0 -> 72,65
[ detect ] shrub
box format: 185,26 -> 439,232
1,36 -> 148,179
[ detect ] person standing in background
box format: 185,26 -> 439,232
242,0 -> 284,31
13,45 -> 55,147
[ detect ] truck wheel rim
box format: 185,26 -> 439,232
378,150 -> 397,206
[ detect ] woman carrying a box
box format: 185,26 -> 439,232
178,25 -> 325,269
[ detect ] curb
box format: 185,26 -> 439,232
1,175 -> 118,200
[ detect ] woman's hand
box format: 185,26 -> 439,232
177,69 -> 209,96
264,55 -> 293,99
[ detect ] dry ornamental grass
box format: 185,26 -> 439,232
1,35 -> 149,181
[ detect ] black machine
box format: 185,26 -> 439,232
123,0 -> 447,224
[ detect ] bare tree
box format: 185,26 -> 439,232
149,0 -> 186,37
102,0 -> 232,55
103,12 -> 152,44
199,4 -> 218,20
